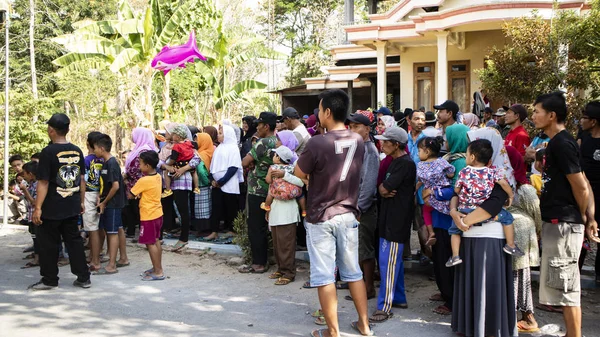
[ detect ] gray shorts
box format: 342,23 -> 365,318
358,204 -> 377,262
539,221 -> 584,307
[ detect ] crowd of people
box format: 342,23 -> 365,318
5,88 -> 600,337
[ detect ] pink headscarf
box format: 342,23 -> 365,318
462,112 -> 480,129
126,127 -> 158,169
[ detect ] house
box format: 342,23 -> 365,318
276,0 -> 592,115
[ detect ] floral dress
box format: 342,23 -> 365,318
417,157 -> 455,214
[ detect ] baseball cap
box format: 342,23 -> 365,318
433,100 -> 460,114
274,146 -> 293,164
484,107 -> 494,114
375,107 -> 392,116
356,110 -> 375,123
256,112 -> 278,125
425,111 -> 436,123
46,113 -> 70,131
346,113 -> 370,126
583,101 -> 600,120
374,126 -> 408,144
282,107 -> 300,119
509,104 -> 528,122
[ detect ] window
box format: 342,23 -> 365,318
414,62 -> 435,110
448,60 -> 470,113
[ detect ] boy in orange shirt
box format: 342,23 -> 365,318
131,151 -> 165,281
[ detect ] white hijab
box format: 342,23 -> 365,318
467,127 -> 517,190
210,125 -> 243,193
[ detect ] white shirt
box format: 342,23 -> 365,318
293,124 -> 311,154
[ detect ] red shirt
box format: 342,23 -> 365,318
504,125 -> 531,156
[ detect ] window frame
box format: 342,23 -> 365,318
413,62 -> 435,110
448,60 -> 470,112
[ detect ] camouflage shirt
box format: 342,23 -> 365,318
247,136 -> 277,197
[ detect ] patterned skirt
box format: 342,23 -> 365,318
193,186 -> 212,220
513,267 -> 534,313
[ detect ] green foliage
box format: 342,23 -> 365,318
232,210 -> 251,263
478,6 -> 600,132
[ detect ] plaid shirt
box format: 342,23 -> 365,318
26,181 -> 37,222
160,153 -> 200,191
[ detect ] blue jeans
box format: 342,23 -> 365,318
305,213 -> 363,287
448,208 -> 514,235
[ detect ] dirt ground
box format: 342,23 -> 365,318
1,226 -> 600,337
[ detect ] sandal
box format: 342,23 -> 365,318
517,320 -> 540,333
171,241 -> 188,252
116,262 -> 130,268
238,265 -> 266,274
274,277 -> 293,285
433,305 -> 451,315
93,267 -> 119,275
369,310 -> 393,323
314,316 -> 327,326
89,264 -> 102,272
429,293 -> 444,301
425,237 -> 437,246
310,309 -> 323,318
23,253 -> 35,260
310,329 -> 328,337
141,273 -> 166,281
268,272 -> 283,279
21,261 -> 39,269
350,321 -> 374,336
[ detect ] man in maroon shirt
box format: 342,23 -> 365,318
504,104 -> 531,156
295,89 -> 371,337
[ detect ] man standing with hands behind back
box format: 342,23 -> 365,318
295,89 -> 371,337
30,113 -> 91,290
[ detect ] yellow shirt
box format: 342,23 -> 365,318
131,174 -> 163,221
530,174 -> 543,196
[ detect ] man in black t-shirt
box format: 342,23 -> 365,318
532,92 -> 598,337
30,113 -> 91,290
578,101 -> 600,283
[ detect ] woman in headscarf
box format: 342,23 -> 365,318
425,123 -> 470,316
467,127 -> 517,189
123,128 -> 158,246
472,91 -> 486,117
507,184 -> 541,333
160,123 -> 199,251
376,115 -> 395,135
192,132 -> 215,235
207,124 -> 244,240
461,112 -> 480,130
241,116 -> 258,158
506,146 -> 529,186
203,126 -> 219,147
223,119 -> 241,145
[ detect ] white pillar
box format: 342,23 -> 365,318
374,40 -> 388,107
436,31 -> 449,104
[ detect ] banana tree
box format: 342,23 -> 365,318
52,0 -> 214,126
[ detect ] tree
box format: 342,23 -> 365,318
478,6 -> 600,133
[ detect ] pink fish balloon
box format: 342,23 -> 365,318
151,31 -> 207,75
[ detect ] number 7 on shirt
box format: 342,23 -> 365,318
335,139 -> 358,182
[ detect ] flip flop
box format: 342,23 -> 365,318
310,309 -> 323,318
269,272 -> 283,279
429,293 -> 444,301
93,267 -> 118,275
140,268 -> 154,276
89,264 -> 102,272
238,265 -> 266,274
23,253 -> 35,260
433,305 -> 451,315
310,328 -> 328,337
116,262 -> 130,268
314,316 -> 327,325
21,262 -> 39,269
274,277 -> 293,285
172,241 -> 188,252
517,320 -> 540,333
351,321 -> 374,336
141,273 -> 166,281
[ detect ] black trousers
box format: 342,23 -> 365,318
174,190 -> 191,242
247,193 -> 268,266
210,188 -> 239,232
37,216 -> 90,286
431,227 -> 454,310
122,198 -> 140,237
161,193 -> 177,238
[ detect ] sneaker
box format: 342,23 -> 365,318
503,244 -> 525,257
73,279 -> 91,289
161,190 -> 173,198
445,256 -> 462,267
28,280 -> 57,291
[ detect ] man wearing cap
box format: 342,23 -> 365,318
347,113 -> 379,300
375,106 -> 392,119
30,113 -> 91,290
295,89 -> 371,337
493,107 -> 511,139
434,100 -> 460,152
241,111 -> 278,274
504,104 -> 531,156
370,126 -> 416,323
422,111 -> 441,138
281,107 -> 311,155
579,101 -> 600,284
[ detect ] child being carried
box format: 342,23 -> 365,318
163,124 -> 200,197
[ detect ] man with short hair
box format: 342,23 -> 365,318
578,101 -> 600,284
282,107 -> 311,154
434,100 -> 459,152
30,113 -> 91,290
493,107 -> 511,139
295,89 -> 371,337
481,107 -> 494,127
241,112 -> 278,274
347,112 -> 379,300
532,92 -> 598,337
504,104 -> 531,156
